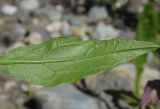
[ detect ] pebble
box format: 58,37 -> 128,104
34,84 -> 106,109
61,21 -> 72,35
111,63 -> 136,83
115,0 -> 128,9
4,81 -> 17,92
1,4 -> 18,16
64,15 -> 86,27
32,26 -> 49,39
85,71 -> 131,91
119,29 -> 135,40
20,0 -> 40,11
92,22 -> 120,39
12,24 -> 26,37
46,21 -> 62,34
28,32 -> 43,44
98,75 -> 131,90
50,33 -> 61,38
10,41 -> 25,49
71,26 -> 89,40
47,5 -> 63,21
20,84 -> 29,92
88,6 -> 109,22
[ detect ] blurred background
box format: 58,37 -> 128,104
0,0 -> 160,109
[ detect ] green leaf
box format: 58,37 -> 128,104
0,37 -> 159,86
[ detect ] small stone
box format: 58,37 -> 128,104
96,74 -> 131,91
50,33 -> 61,38
13,24 -> 26,37
88,6 -> 109,22
85,74 -> 99,90
61,21 -> 72,35
32,26 -> 49,39
34,84 -> 105,109
11,41 -> 25,49
119,29 -> 135,40
47,5 -> 63,21
28,32 -> 43,44
92,22 -> 120,39
1,4 -> 18,16
71,26 -> 89,40
46,21 -> 62,34
115,0 -> 128,9
20,0 -> 40,11
4,81 -> 17,92
64,15 -> 86,27
111,63 -> 136,83
20,84 -> 29,92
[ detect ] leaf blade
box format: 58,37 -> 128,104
0,38 -> 159,86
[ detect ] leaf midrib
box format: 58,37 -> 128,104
0,46 -> 158,65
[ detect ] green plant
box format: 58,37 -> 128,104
134,3 -> 159,96
0,37 -> 159,86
